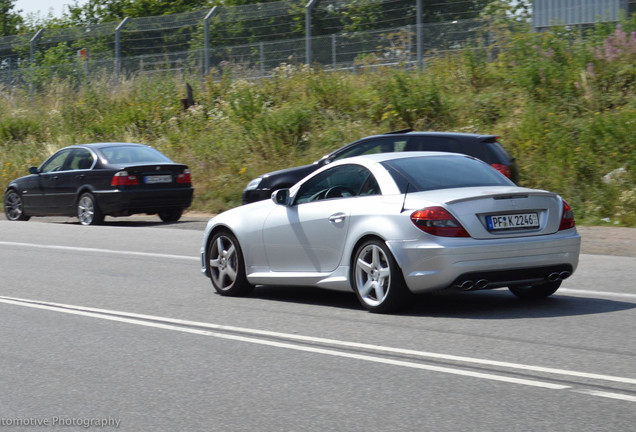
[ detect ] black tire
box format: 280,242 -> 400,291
508,281 -> 562,299
159,209 -> 183,223
4,189 -> 30,221
77,192 -> 104,226
206,230 -> 253,296
351,238 -> 409,313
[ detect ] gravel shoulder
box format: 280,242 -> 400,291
575,226 -> 636,258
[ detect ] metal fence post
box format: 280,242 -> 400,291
30,29 -> 45,103
305,0 -> 319,65
331,34 -> 336,69
115,17 -> 130,82
204,7 -> 219,77
416,0 -> 423,68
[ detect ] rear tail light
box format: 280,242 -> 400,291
111,171 -> 138,186
558,200 -> 575,230
491,163 -> 512,179
177,169 -> 192,184
411,206 -> 470,237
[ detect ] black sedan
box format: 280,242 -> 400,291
242,130 -> 519,204
4,143 -> 193,225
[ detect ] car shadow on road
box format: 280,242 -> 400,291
402,290 -> 636,319
249,286 -> 636,318
250,286 -> 362,311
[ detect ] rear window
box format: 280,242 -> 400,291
381,155 -> 513,192
101,146 -> 172,164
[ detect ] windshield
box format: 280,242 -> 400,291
381,155 -> 513,192
100,146 -> 172,164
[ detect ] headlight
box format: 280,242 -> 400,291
245,177 -> 262,191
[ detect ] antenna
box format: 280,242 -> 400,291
400,183 -> 410,213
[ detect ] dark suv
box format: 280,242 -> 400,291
242,130 -> 519,204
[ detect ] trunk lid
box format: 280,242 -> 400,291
405,186 -> 563,239
116,164 -> 190,189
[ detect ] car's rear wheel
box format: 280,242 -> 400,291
77,193 -> 104,226
352,239 -> 409,313
508,281 -> 561,299
4,189 -> 30,221
207,230 -> 253,296
158,209 -> 183,222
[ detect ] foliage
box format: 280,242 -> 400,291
1,17 -> 635,226
0,0 -> 22,35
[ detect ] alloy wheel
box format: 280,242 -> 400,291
209,235 -> 239,291
354,243 -> 392,307
4,190 -> 28,221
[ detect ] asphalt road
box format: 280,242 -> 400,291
1,218 -> 635,431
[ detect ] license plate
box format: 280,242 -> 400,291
487,213 -> 539,230
144,175 -> 172,184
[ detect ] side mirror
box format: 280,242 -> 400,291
272,189 -> 290,206
29,167 -> 39,175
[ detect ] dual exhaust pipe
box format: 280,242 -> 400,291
455,271 -> 571,291
547,271 -> 571,282
456,279 -> 489,291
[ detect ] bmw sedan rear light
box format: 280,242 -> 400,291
411,206 -> 470,237
558,200 -> 576,230
177,169 -> 192,184
111,171 -> 138,186
491,163 -> 512,179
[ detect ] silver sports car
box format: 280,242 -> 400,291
201,152 -> 580,313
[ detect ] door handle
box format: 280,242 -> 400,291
328,212 -> 346,224
76,174 -> 85,180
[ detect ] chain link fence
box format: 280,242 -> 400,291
0,0 -> 614,89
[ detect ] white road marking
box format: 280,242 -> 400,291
574,389 -> 636,403
559,288 -> 636,300
2,296 -> 636,402
0,241 -> 198,261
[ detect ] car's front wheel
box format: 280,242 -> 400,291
77,193 -> 104,226
207,230 -> 253,296
508,281 -> 561,299
352,239 -> 409,313
4,189 -> 30,221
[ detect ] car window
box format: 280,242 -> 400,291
332,138 -> 408,161
382,155 -> 512,192
68,149 -> 95,170
404,136 -> 463,153
40,149 -> 72,173
101,146 -> 172,164
486,141 -> 513,163
295,164 -> 380,204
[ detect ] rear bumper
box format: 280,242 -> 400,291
94,187 -> 193,215
387,229 -> 581,294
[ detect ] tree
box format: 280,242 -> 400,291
0,0 -> 23,36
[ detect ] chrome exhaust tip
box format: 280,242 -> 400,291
559,271 -> 571,280
459,280 -> 474,291
547,272 -> 561,282
475,279 -> 488,289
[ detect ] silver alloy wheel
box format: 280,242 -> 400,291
77,194 -> 95,225
4,190 -> 24,220
354,244 -> 392,307
209,235 -> 238,291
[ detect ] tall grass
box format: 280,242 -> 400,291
1,20 -> 635,225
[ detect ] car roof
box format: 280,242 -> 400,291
328,150 -> 471,167
326,131 -> 499,158
68,143 -> 149,149
385,131 -> 497,139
